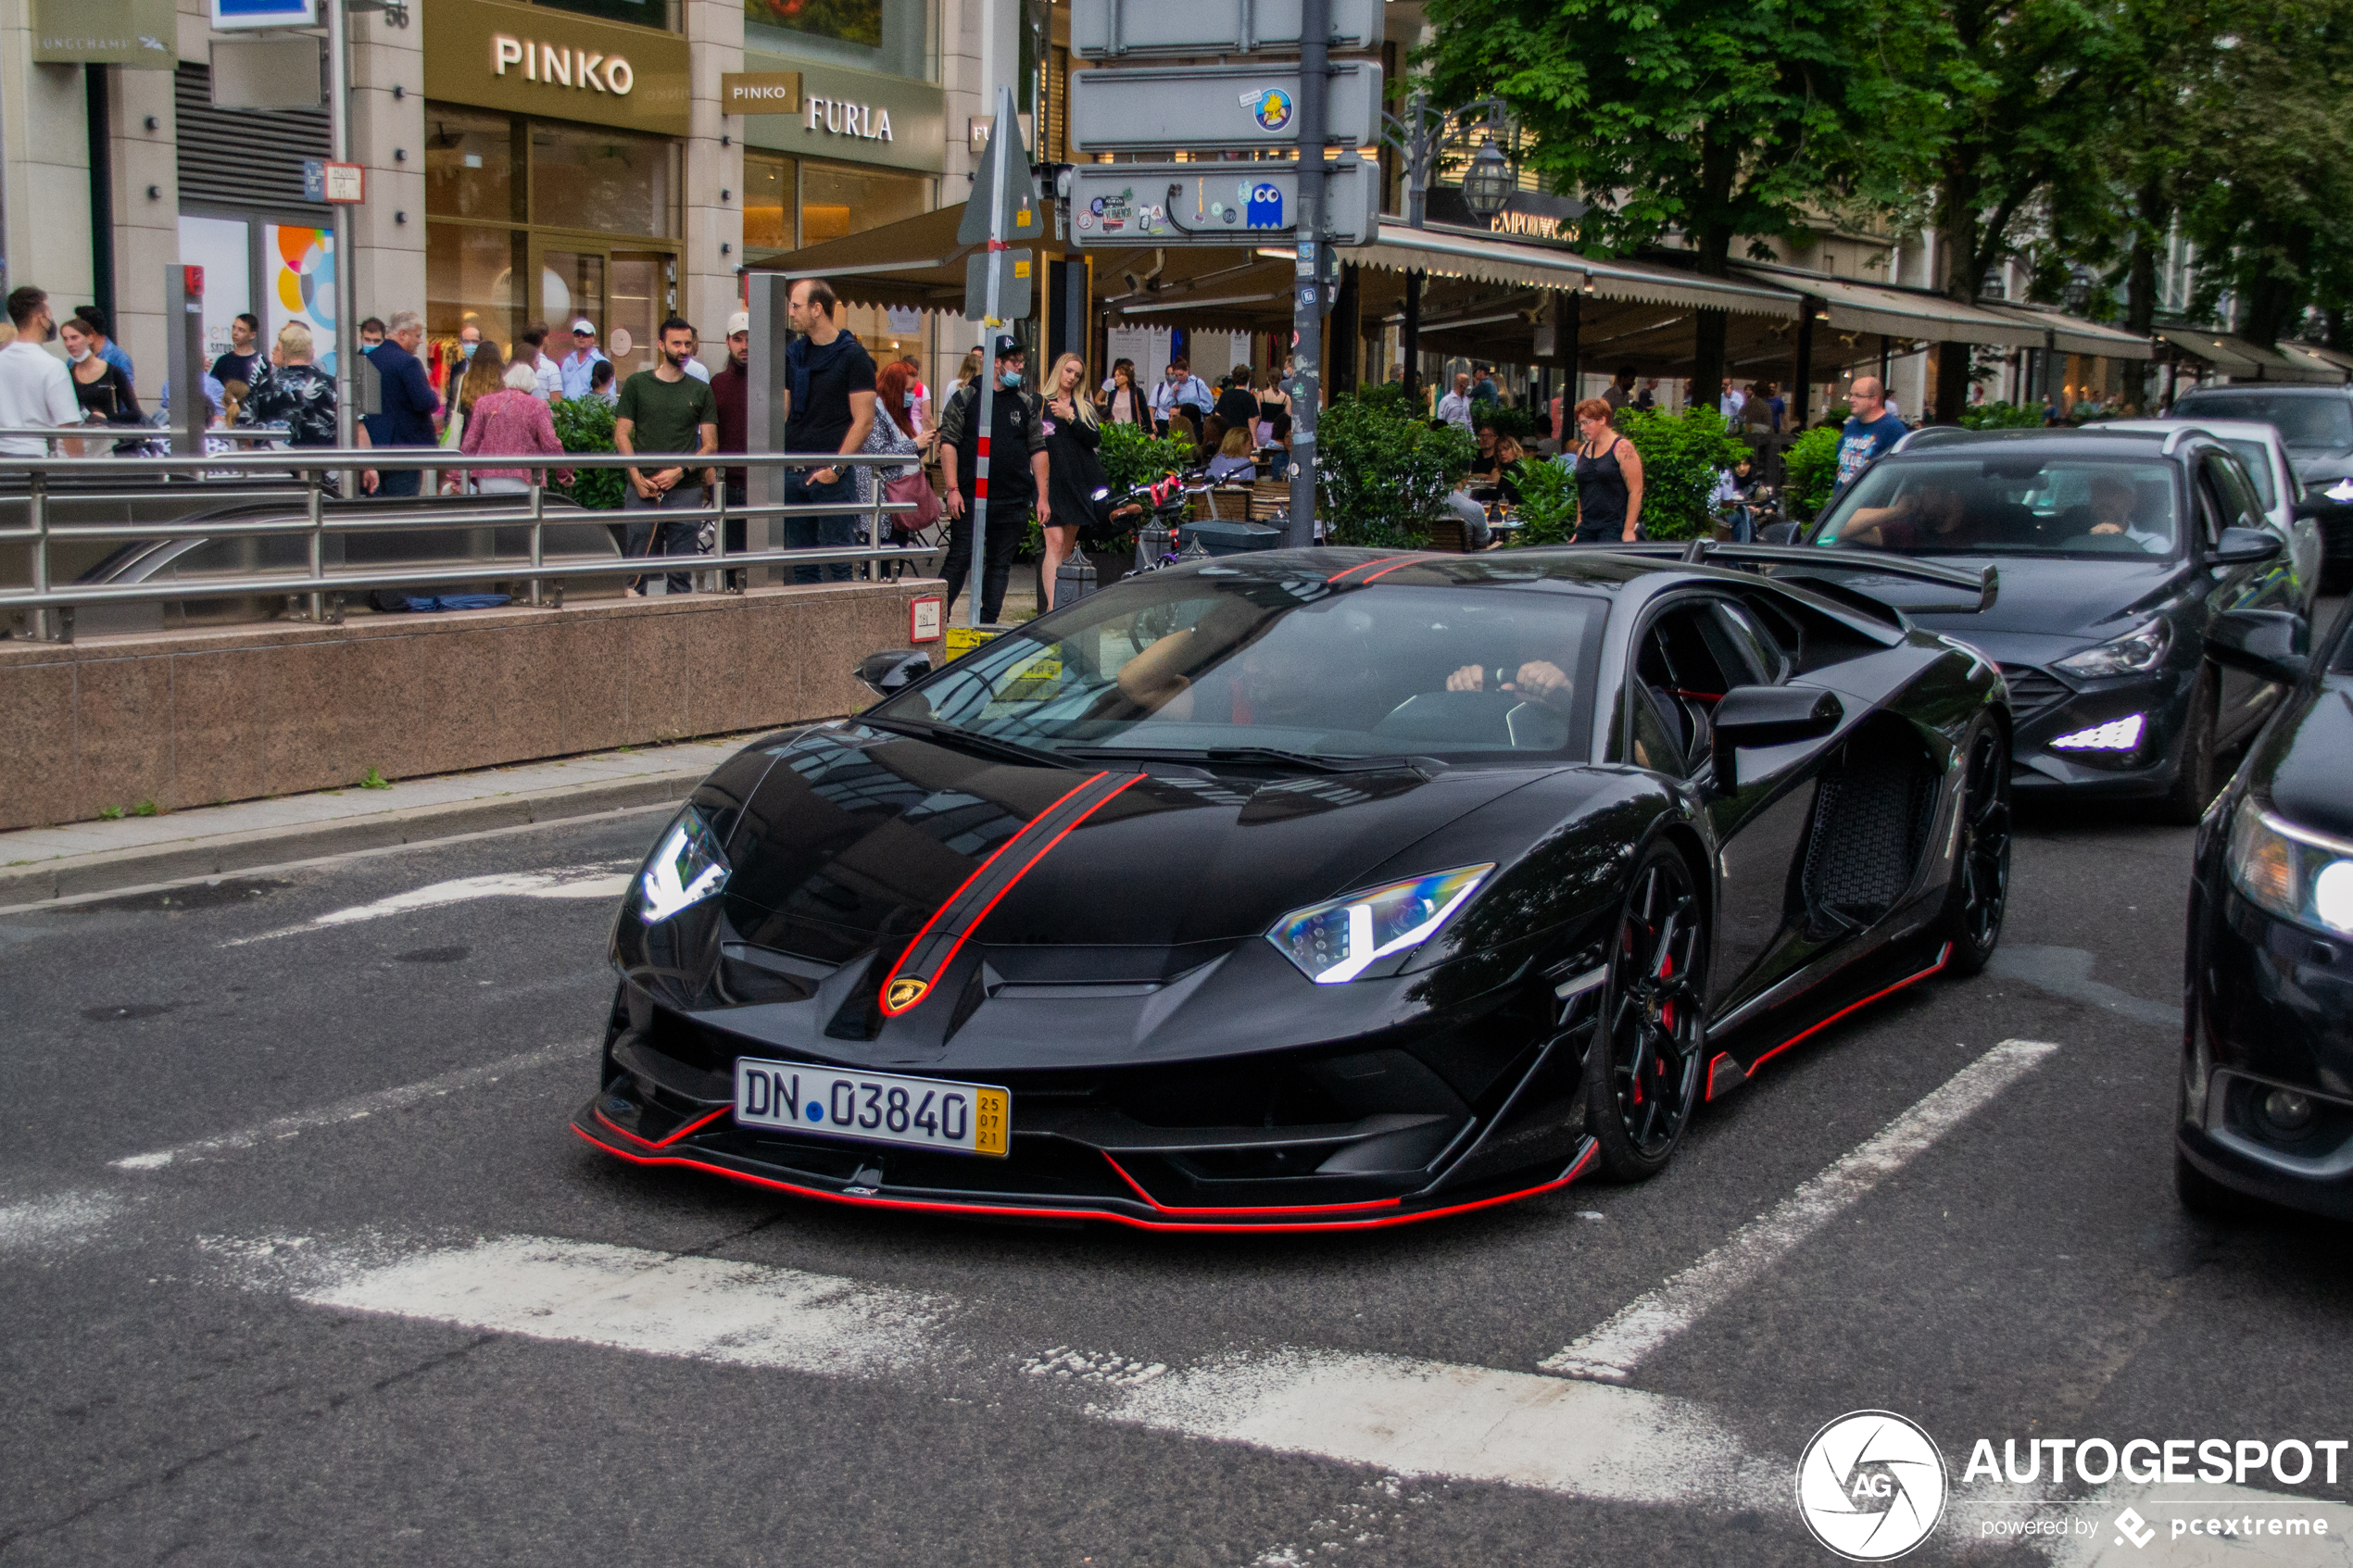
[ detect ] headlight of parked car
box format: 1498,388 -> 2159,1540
2226,797 -> 2353,935
638,808 -> 731,923
1268,864 -> 1494,984
2054,618 -> 2171,678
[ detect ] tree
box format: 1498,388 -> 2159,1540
1419,0 -> 1932,405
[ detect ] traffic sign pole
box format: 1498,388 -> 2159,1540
1287,0 -> 1329,546
969,86 -> 1017,630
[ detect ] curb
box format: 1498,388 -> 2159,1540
0,770 -> 705,907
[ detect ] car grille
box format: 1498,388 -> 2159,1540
2000,666 -> 2070,722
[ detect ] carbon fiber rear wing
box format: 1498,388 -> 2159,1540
1601,540 -> 2000,615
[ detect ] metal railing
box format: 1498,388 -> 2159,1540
0,445 -> 921,643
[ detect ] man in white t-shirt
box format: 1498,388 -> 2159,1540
0,286 -> 82,457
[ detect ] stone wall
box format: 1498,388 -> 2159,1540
0,579 -> 937,831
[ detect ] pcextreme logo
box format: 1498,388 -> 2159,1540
1797,1411 -> 1949,1562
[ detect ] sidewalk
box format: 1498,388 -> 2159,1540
0,734 -> 756,907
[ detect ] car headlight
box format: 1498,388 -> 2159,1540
1267,864 -> 1493,985
2054,618 -> 2170,678
2226,797 -> 2353,935
638,808 -> 731,923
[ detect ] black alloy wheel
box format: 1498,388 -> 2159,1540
1584,843 -> 1709,1181
1943,721 -> 2013,978
2159,667 -> 2220,825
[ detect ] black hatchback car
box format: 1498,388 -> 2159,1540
2178,601 -> 2353,1218
1793,427 -> 2297,820
2171,384 -> 2353,580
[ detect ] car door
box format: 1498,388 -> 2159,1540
1620,594 -> 1836,1013
2199,449 -> 2294,742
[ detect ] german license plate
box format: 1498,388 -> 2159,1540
733,1058 -> 1010,1158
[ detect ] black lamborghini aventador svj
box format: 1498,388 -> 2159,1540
577,546 -> 2013,1230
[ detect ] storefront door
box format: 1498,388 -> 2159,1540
535,242 -> 676,378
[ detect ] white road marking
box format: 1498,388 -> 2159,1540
230,1232 -> 1788,1512
272,1235 -> 946,1376
1540,1038 -> 2060,1382
222,865 -> 634,947
1108,1349 -> 1784,1509
0,1190 -> 126,1250
111,1041 -> 579,1171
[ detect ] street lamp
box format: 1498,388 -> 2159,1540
1460,140 -> 1516,222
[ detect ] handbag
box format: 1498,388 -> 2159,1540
885,468 -> 941,534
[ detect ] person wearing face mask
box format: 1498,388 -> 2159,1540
937,336 -> 1050,624
60,314 -> 144,439
0,286 -> 82,457
613,316 -> 720,595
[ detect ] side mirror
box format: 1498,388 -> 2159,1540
2210,526 -> 2283,566
1757,521 -> 1803,546
1710,684 -> 1843,791
2205,608 -> 2309,686
854,648 -> 932,698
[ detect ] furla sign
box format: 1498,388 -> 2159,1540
805,92 -> 893,142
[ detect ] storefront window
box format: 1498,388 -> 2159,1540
799,161 -> 925,246
744,150 -> 796,258
530,121 -> 678,239
427,225 -> 527,349
535,0 -> 682,29
747,0 -> 879,46
425,106 -> 524,223
745,0 -> 926,80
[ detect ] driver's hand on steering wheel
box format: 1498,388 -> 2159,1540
1446,660 -> 1570,704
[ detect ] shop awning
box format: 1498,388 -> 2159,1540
2276,342 -> 2352,383
2300,343 -> 2353,376
1579,253 -> 1797,317
2153,328 -> 2340,382
1982,304 -> 2155,360
1730,263 -> 2046,348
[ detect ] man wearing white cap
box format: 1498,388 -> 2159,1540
560,319 -> 608,400
710,310 -> 752,585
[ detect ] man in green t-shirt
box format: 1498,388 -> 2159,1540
614,317 -> 720,595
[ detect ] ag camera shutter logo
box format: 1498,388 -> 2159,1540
1796,1411 -> 1948,1561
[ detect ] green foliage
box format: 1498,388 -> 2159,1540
1960,401 -> 2046,430
551,396 -> 624,511
1782,425 -> 1844,521
131,799 -> 160,817
1617,408 -> 1750,541
1315,391 -> 1477,548
359,768 -> 392,790
1506,458 -> 1576,546
97,804 -> 124,821
1471,400 -> 1536,442
1096,421 -> 1196,496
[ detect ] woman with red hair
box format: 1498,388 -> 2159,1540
1567,397 -> 1643,544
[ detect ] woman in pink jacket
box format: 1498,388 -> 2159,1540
459,361 -> 571,493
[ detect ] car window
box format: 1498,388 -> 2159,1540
2220,439 -> 2279,509
2176,393 -> 2353,451
1624,602 -> 1743,777
881,573 -> 1610,765
1813,455 -> 2183,558
2202,452 -> 2266,535
2192,468 -> 2230,547
1713,601 -> 1787,684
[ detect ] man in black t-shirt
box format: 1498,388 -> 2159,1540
937,336 -> 1051,625
781,278 -> 877,583
209,313 -> 262,391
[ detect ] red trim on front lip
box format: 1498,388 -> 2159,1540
1740,942 -> 1953,1078
572,1124 -> 1597,1233
876,771 -> 1109,1017
1099,1151 -> 1405,1214
594,1103 -> 730,1150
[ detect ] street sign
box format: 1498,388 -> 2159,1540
1069,61 -> 1382,154
1067,157 -> 1377,247
959,129 -> 1044,246
963,249 -> 1034,321
1071,0 -> 1380,58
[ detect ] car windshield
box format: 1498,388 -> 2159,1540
2221,439 -> 2278,508
2176,393 -> 2353,452
1811,456 -> 2184,558
873,573 -> 1609,765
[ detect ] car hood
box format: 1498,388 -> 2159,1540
716,724 -> 1564,963
2259,679 -> 2353,845
1825,554 -> 2189,642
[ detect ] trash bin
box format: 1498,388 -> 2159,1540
1175,519 -> 1283,556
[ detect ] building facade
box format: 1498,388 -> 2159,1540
0,0 -> 1016,397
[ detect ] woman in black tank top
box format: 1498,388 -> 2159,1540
1567,396 -> 1645,543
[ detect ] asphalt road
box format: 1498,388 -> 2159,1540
5,771 -> 2350,1566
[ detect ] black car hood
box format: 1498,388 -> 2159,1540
2259,678 -> 2353,844
717,725 -> 1562,963
1841,554 -> 2188,640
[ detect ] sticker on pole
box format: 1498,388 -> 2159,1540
1244,88 -> 1294,132
1246,182 -> 1285,228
